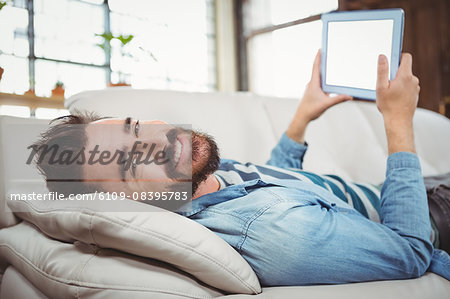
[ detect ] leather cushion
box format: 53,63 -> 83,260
0,222 -> 225,298
6,197 -> 261,294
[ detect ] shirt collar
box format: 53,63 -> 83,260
177,179 -> 271,217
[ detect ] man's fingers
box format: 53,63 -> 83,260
398,53 -> 413,75
331,94 -> 352,104
310,49 -> 321,86
326,94 -> 352,109
377,54 -> 389,90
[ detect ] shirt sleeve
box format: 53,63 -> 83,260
266,132 -> 308,169
379,152 -> 433,259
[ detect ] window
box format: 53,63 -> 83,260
108,0 -> 216,91
0,0 -> 216,107
0,1 -> 29,94
241,0 -> 338,98
33,0 -> 108,97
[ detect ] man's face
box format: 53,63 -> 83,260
83,118 -> 219,197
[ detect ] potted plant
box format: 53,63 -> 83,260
96,32 -> 134,87
51,81 -> 65,98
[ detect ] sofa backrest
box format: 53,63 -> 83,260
67,88 -> 450,184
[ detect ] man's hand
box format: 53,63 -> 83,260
376,53 -> 420,154
287,50 -> 352,143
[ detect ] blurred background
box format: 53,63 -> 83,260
0,0 -> 448,119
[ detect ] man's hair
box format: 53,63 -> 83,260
30,111 -> 104,197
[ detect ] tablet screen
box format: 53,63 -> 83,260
325,19 -> 394,91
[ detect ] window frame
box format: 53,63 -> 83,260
25,0 -> 111,90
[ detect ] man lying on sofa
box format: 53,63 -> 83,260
30,51 -> 449,285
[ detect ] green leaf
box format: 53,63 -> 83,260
117,34 -> 134,45
95,32 -> 113,54
0,2 -> 7,10
95,32 -> 114,41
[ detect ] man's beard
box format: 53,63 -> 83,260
190,131 -> 220,196
165,128 -> 220,197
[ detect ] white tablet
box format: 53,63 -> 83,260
321,9 -> 404,100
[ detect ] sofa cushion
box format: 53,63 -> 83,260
216,273 -> 450,299
0,222 -> 224,298
0,267 -> 47,299
7,196 -> 261,294
0,116 -> 50,229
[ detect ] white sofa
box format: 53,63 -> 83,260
0,88 -> 449,298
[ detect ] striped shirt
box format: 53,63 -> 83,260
215,155 -> 382,223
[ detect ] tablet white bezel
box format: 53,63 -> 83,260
321,9 -> 404,100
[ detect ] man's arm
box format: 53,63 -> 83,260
286,50 -> 352,144
267,50 -> 351,168
376,53 -> 419,154
375,53 -> 433,272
